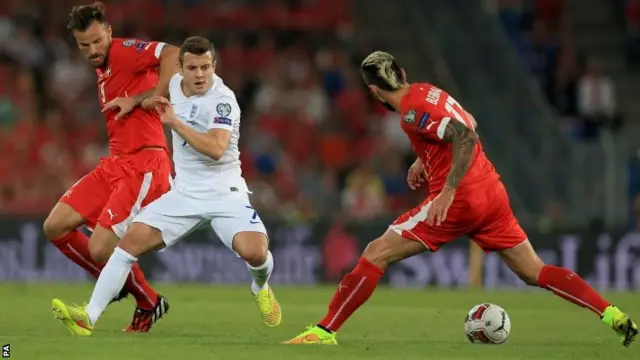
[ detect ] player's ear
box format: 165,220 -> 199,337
400,68 -> 407,84
106,24 -> 112,38
212,60 -> 217,73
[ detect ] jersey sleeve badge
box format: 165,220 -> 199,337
216,103 -> 232,117
403,109 -> 416,124
122,39 -> 136,47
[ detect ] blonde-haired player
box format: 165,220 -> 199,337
284,50 -> 637,347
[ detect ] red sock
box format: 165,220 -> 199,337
125,264 -> 159,310
537,265 -> 610,316
319,257 -> 384,332
51,230 -> 101,278
52,230 -> 159,310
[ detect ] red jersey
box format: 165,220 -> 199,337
399,83 -> 499,196
96,38 -> 168,155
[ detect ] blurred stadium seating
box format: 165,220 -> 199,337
0,0 -> 638,231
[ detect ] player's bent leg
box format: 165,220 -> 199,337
232,231 -> 281,327
87,225 -> 120,264
44,202 -> 105,278
284,230 -> 426,344
84,223 -> 169,333
500,240 -> 638,347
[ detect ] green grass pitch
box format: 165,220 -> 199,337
1,283 -> 639,359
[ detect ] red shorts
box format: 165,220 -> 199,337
390,181 -> 527,252
60,150 -> 172,238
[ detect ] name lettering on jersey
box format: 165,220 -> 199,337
403,109 -> 417,123
417,112 -> 430,129
426,87 -> 442,106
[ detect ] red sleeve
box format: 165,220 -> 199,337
402,104 -> 451,142
114,38 -> 166,72
403,93 -> 475,142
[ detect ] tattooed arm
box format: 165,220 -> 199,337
441,120 -> 478,191
132,89 -> 154,106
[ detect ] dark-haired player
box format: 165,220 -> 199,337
51,36 -> 281,336
284,51 -> 638,347
44,2 -> 178,332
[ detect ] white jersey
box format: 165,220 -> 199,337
168,73 -> 248,198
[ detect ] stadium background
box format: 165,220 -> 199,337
0,0 -> 640,290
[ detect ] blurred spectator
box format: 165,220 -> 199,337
553,37 -> 578,117
322,219 -> 359,281
525,20 -> 559,100
341,162 -> 387,221
626,0 -> 640,66
1,0 -> 417,222
577,58 -> 620,139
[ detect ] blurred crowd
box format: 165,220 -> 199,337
0,0 -> 421,221
496,0 -> 640,231
497,0 -> 622,140
625,0 -> 640,65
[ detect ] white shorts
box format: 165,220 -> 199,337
132,189 -> 267,251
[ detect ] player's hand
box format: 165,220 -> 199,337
141,96 -> 163,110
152,96 -> 176,125
102,97 -> 136,120
407,158 -> 427,190
426,187 -> 455,226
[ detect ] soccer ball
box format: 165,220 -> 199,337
464,303 -> 511,344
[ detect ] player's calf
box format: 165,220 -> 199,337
318,230 -> 424,333
44,202 -> 103,278
84,224 -> 168,332
500,240 -> 638,346
232,231 -> 281,326
87,225 -> 122,263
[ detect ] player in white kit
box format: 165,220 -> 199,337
50,36 -> 281,336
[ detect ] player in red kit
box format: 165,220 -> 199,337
284,51 -> 638,347
43,2 -> 178,332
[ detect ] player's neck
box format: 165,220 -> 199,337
385,84 -> 411,112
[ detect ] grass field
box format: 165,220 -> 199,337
1,283 -> 639,359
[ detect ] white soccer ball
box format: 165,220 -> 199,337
464,303 -> 511,344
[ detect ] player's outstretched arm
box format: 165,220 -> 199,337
442,120 -> 478,190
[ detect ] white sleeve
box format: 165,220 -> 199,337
208,95 -> 240,131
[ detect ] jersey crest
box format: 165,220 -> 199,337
403,109 -> 417,124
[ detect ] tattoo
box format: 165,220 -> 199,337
441,120 -> 478,189
133,89 -> 154,106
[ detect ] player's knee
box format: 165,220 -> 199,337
233,232 -> 268,267
511,261 -> 545,286
118,223 -> 164,258
361,236 -> 399,270
43,203 -> 84,242
43,214 -> 73,242
88,238 -> 112,264
43,216 -> 63,242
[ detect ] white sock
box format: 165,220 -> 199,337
248,251 -> 274,295
86,247 -> 137,325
